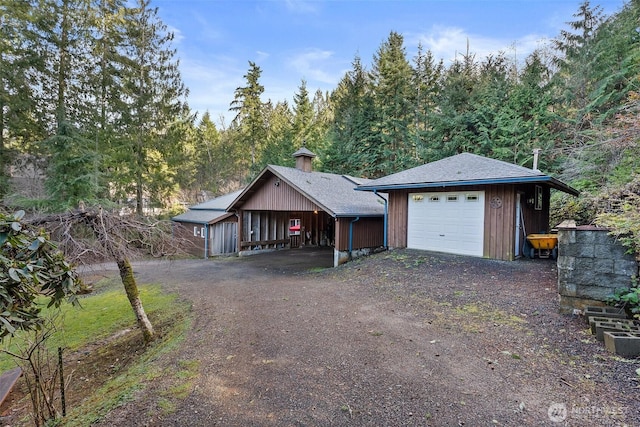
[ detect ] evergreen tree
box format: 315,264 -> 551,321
322,56 -> 375,176
411,44 -> 443,162
230,61 -> 267,176
429,52 -> 479,158
113,0 -> 190,214
43,121 -> 101,209
188,112 -> 241,197
260,100 -> 295,168
369,31 -> 414,176
308,89 -> 333,167
586,0 -> 640,122
492,51 -> 556,169
469,53 -> 513,158
291,79 -> 314,149
552,0 -> 604,139
0,0 -> 46,196
85,0 -> 128,199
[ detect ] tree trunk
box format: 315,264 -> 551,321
116,258 -> 154,343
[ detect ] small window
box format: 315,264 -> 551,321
429,196 -> 440,202
412,194 -> 424,202
447,195 -> 458,202
193,226 -> 198,237
201,227 -> 206,239
535,185 -> 543,210
466,194 -> 478,202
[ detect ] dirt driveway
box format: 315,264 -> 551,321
96,248 -> 638,426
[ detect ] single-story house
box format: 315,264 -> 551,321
227,148 -> 386,267
172,189 -> 243,258
357,152 -> 579,261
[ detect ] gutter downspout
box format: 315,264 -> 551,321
348,216 -> 360,255
203,223 -> 209,259
374,189 -> 388,248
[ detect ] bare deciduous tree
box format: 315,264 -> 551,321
30,207 -> 188,344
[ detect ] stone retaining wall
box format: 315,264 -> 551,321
556,220 -> 639,313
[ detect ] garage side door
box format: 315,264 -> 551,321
407,191 -> 485,257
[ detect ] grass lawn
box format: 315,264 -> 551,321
0,275 -> 192,426
1,277 -> 177,370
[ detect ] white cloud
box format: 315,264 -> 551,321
288,48 -> 345,85
167,24 -> 184,44
256,51 -> 270,61
178,56 -> 245,126
407,25 -> 549,65
283,0 -> 320,14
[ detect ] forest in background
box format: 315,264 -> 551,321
0,0 -> 638,228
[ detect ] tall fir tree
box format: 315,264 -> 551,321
230,61 -> 267,177
85,0 -> 128,200
113,0 -> 190,214
308,89 -> 332,166
261,100 -> 295,168
322,56 -> 375,176
291,79 -> 313,150
369,31 -> 414,176
43,121 -> 100,209
411,43 -> 443,163
0,0 -> 47,196
430,51 -> 479,158
552,0 -> 604,140
585,0 -> 640,122
492,51 -> 556,169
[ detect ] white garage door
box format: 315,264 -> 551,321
407,191 -> 485,257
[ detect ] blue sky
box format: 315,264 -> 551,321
154,0 -> 626,126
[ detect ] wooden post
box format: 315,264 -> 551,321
58,347 -> 65,417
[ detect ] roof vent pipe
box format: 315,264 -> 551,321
532,148 -> 541,172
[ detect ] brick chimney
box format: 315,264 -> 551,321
293,146 -> 316,172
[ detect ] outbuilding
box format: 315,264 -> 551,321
357,152 -> 579,261
227,148 -> 386,267
172,190 -> 242,258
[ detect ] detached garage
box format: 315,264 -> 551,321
357,153 -> 579,261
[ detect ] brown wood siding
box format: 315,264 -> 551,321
388,192 -> 408,248
483,185 -> 516,261
335,217 -> 384,251
242,174 -> 322,211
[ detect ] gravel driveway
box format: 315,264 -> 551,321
94,248 -> 638,426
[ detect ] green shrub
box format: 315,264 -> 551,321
607,278 -> 640,319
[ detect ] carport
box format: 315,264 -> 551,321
227,148 -> 386,267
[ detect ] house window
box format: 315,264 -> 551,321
429,196 -> 440,202
289,218 -> 301,236
447,195 -> 458,202
535,185 -> 543,211
412,194 -> 424,202
201,227 -> 206,239
193,226 -> 198,237
466,194 -> 478,202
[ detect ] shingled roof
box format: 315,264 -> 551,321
357,153 -> 578,196
229,165 -> 386,217
172,189 -> 243,224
